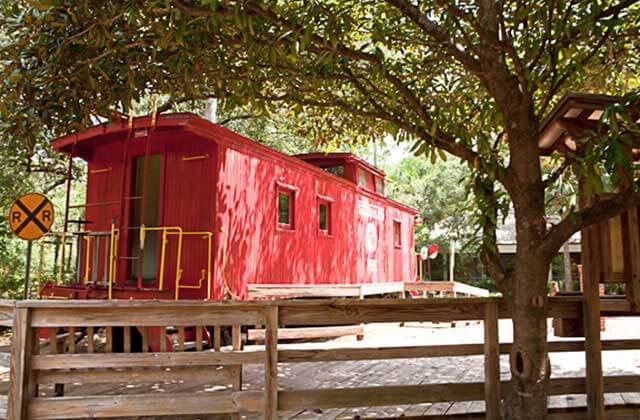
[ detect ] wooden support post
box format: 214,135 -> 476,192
141,327 -> 148,353
87,326 -> 94,353
195,326 -> 203,352
105,326 -> 113,353
177,326 -> 185,352
214,325 -> 221,351
232,324 -> 241,350
123,326 -> 131,353
583,224 -> 605,420
49,328 -> 65,397
159,327 -> 167,352
231,325 -> 243,420
8,307 -> 37,420
483,301 -> 500,419
264,306 -> 279,420
68,327 -> 76,354
48,328 -> 57,354
624,208 -> 640,310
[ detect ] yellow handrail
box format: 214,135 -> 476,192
75,225 -> 212,301
83,236 -> 92,283
176,269 -> 205,290
167,231 -> 212,300
140,226 -> 183,295
108,223 -> 116,300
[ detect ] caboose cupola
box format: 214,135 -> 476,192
295,152 -> 386,195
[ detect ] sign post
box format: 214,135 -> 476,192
7,193 -> 55,299
23,242 -> 32,300
419,244 -> 439,282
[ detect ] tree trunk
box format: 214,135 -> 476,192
500,123 -> 551,419
504,255 -> 551,420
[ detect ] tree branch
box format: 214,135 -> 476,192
542,159 -> 573,190
596,0 -> 640,19
157,94 -> 216,113
543,188 -> 640,257
219,114 -> 257,125
539,24 -> 614,114
172,0 -> 379,64
384,0 -> 483,73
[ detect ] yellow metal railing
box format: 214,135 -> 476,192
39,223 -> 213,300
107,222 -> 118,300
166,231 -> 213,300
139,226 -> 184,295
139,226 -> 212,301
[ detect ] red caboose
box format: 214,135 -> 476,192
40,113 -> 418,301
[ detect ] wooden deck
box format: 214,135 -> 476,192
248,281 -> 490,299
2,319 -> 639,419
405,281 -> 491,297
248,282 -> 406,299
18,365 -> 640,420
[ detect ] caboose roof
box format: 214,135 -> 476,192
51,113 -> 418,215
51,113 -> 207,153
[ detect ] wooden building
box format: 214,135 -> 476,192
539,92 -> 640,311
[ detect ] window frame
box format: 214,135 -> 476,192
275,181 -> 298,231
393,219 -> 402,248
323,165 -> 345,178
317,194 -> 334,237
358,168 -> 368,188
374,177 -> 384,194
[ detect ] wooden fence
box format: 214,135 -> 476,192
2,297 -> 640,419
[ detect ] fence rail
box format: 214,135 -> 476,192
3,297 -> 640,419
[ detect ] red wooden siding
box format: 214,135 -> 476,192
48,114 -> 417,301
213,128 -> 417,298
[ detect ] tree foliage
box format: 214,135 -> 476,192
2,1 -> 638,263
2,0 -> 640,417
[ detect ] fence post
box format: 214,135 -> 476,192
264,305 -> 279,419
231,325 -> 242,420
8,306 -> 36,420
483,300 -> 500,419
583,224 -> 605,420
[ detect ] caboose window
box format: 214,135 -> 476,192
358,168 -> 368,187
129,154 -> 161,284
375,177 -> 384,194
323,165 -> 344,177
319,203 -> 328,231
393,220 -> 402,247
277,188 -> 295,229
318,201 -> 331,234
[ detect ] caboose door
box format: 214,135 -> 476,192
162,143 -> 216,299
126,153 -> 163,287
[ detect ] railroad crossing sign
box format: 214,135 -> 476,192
8,193 -> 55,241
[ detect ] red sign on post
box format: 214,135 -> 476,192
428,243 -> 439,259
